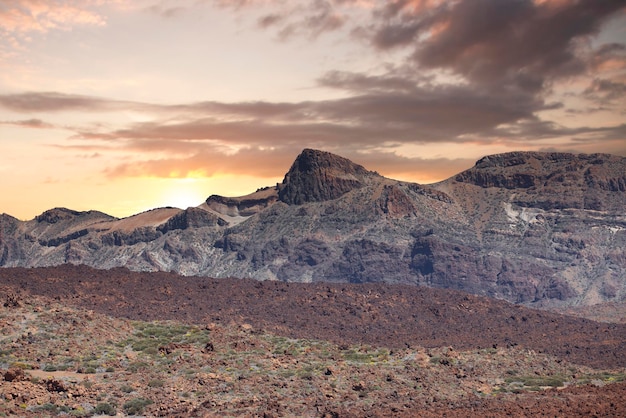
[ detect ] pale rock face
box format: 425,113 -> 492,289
1,149 -> 625,309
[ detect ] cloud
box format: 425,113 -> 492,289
62,85 -> 547,148
6,88 -> 623,151
217,0 -> 361,40
145,4 -> 186,19
0,118 -> 54,128
2,0 -> 624,184
0,0 -> 107,34
276,1 -> 346,40
1,85 -> 550,145
592,42 -> 626,70
0,92 -> 126,112
584,78 -> 626,105
318,70 -> 425,93
361,0 -> 626,98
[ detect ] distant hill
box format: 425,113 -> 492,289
1,149 -> 625,309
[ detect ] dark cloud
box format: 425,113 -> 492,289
63,83 -> 547,149
9,87 -> 622,156
318,70 -> 424,93
370,1 -> 448,50
594,42 -> 626,60
584,78 -> 626,105
367,0 -> 625,91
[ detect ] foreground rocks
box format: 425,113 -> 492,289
1,274 -> 626,416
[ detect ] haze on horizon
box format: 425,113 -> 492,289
1,0 -> 625,220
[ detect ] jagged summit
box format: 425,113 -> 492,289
278,149 -> 379,205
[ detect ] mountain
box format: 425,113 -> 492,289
1,149 -> 625,309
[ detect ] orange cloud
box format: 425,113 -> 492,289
0,0 -> 106,34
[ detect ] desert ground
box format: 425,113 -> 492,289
1,265 -> 625,417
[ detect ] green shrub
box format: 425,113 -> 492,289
123,398 -> 153,416
93,402 -> 116,416
147,379 -> 164,388
120,384 -> 134,393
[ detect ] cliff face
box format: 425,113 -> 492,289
278,148 -> 379,204
1,149 -> 625,308
453,152 -> 626,210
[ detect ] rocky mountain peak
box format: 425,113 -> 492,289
454,151 -> 626,193
278,149 -> 378,204
35,208 -> 84,224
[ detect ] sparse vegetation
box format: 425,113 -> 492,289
123,398 -> 153,415
1,282 -> 626,416
502,374 -> 566,391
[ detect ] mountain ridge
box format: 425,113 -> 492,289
1,149 -> 625,310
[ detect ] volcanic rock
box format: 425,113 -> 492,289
278,148 -> 379,204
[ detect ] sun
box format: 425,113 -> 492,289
159,178 -> 208,210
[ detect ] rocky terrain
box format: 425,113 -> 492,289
1,149 -> 625,312
1,265 -> 626,417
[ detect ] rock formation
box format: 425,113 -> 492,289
278,148 -> 378,204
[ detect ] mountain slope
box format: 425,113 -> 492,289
1,149 -> 625,308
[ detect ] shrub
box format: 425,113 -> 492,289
9,362 -> 32,370
123,398 -> 153,415
147,379 -> 164,388
120,384 -> 134,393
93,402 -> 116,416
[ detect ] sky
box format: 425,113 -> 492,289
1,0 -> 625,220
